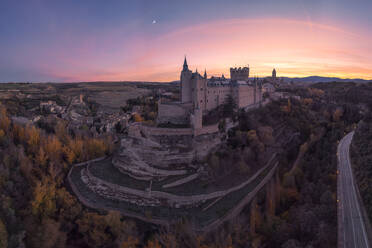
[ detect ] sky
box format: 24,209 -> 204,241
1,0 -> 372,82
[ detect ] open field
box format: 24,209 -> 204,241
0,81 -> 178,114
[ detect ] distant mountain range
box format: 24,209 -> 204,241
280,76 -> 372,84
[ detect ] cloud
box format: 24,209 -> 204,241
117,17 -> 372,81
22,17 -> 372,82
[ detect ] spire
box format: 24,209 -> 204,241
204,69 -> 207,79
183,56 -> 188,71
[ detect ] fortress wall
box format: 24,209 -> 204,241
236,85 -> 256,108
191,76 -> 207,110
194,123 -> 219,136
83,154 -> 277,208
205,85 -> 231,111
129,123 -> 217,137
141,125 -> 193,136
157,102 -> 190,125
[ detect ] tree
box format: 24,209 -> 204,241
54,120 -> 68,143
27,218 -> 66,248
281,239 -> 302,248
208,155 -> 220,179
0,219 -> 8,248
104,211 -> 138,247
68,138 -> 84,163
145,240 -> 161,248
223,95 -> 237,118
56,187 -> 82,221
12,124 -> 26,145
44,136 -> 62,162
281,99 -> 291,113
77,212 -> 112,247
247,130 -> 265,155
332,108 -> 343,122
258,126 -> 274,145
26,125 -> 40,154
133,113 -> 143,122
237,160 -> 250,174
85,138 -> 107,159
0,105 -> 10,132
31,178 -> 57,219
35,147 -> 48,167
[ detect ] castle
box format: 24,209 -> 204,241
157,57 -> 265,131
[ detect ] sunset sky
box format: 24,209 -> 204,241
1,0 -> 372,82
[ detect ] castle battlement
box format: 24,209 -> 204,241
230,66 -> 250,81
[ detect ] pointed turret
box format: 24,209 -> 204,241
180,56 -> 192,103
183,56 -> 189,71
204,69 -> 207,79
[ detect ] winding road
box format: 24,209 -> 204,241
338,131 -> 370,248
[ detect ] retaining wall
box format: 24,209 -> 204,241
84,154 -> 276,207
194,123 -> 219,136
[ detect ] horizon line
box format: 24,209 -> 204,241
1,75 -> 372,84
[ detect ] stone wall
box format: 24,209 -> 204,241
83,154 -> 276,208
141,125 -> 193,136
129,122 -> 219,138
157,102 -> 191,125
194,123 -> 219,136
205,85 -> 231,111
235,85 -> 256,108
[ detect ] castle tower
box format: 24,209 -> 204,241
272,68 -> 277,78
191,70 -> 204,109
230,66 -> 250,81
181,57 -> 192,103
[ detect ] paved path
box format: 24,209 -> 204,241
338,131 -> 369,248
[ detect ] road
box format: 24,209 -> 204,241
338,131 -> 369,248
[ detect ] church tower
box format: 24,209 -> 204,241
181,57 -> 192,103
272,68 -> 277,78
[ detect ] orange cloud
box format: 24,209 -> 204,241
116,18 -> 372,81
48,18 -> 372,82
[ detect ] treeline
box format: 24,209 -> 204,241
244,94 -> 353,247
0,103 -> 243,248
337,83 -> 372,224
351,113 -> 372,223
202,92 -> 354,247
0,81 -> 365,247
0,105 -> 129,248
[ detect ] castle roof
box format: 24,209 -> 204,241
183,56 -> 189,71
